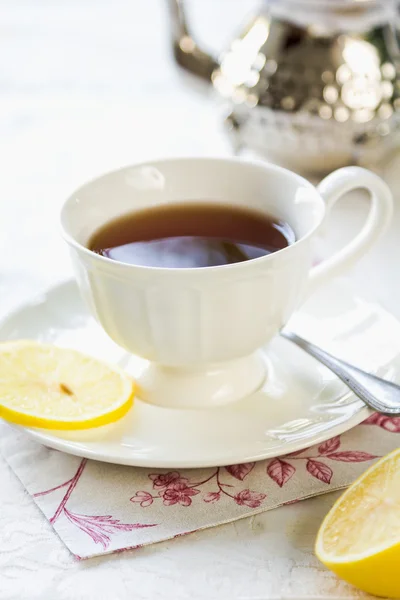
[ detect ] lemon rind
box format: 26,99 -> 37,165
0,340 -> 135,430
315,447 -> 400,564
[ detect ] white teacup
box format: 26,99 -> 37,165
61,158 -> 392,409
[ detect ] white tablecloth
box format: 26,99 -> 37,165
1,2 -> 399,598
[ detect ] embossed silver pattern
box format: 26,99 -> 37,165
169,0 -> 400,172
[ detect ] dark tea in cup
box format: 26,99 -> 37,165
89,203 -> 295,268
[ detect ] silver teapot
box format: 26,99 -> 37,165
169,0 -> 400,172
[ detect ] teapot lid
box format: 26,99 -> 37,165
272,0 -> 388,9
268,0 -> 394,29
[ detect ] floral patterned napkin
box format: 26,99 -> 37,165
1,413 -> 399,559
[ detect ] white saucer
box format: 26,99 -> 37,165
2,279 -> 400,468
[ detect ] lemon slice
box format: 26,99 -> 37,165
0,340 -> 134,430
315,448 -> 400,598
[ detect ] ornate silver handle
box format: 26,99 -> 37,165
166,0 -> 217,81
281,330 -> 400,415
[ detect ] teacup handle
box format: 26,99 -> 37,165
308,166 -> 393,295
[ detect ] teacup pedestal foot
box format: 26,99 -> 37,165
136,352 -> 267,409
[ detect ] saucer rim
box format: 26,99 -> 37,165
12,407 -> 371,469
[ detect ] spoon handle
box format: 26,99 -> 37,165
281,330 -> 400,416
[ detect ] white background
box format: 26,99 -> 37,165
0,1 -> 399,598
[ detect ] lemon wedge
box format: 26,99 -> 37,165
0,340 -> 134,429
315,448 -> 400,598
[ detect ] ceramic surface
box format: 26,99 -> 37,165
2,279 -> 400,468
60,158 -> 392,408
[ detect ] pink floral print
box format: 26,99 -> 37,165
130,491 -> 154,507
306,459 -> 333,484
267,435 -> 377,487
34,459 -> 157,549
149,471 -> 181,489
130,466 -> 267,508
362,413 -> 400,432
204,492 -> 221,503
234,489 -> 266,508
225,462 -> 255,481
162,481 -> 200,507
64,509 -> 155,550
30,413 -> 400,556
318,436 -> 341,454
267,459 -> 295,488
129,418 -> 395,510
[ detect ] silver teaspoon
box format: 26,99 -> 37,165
281,330 -> 400,416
